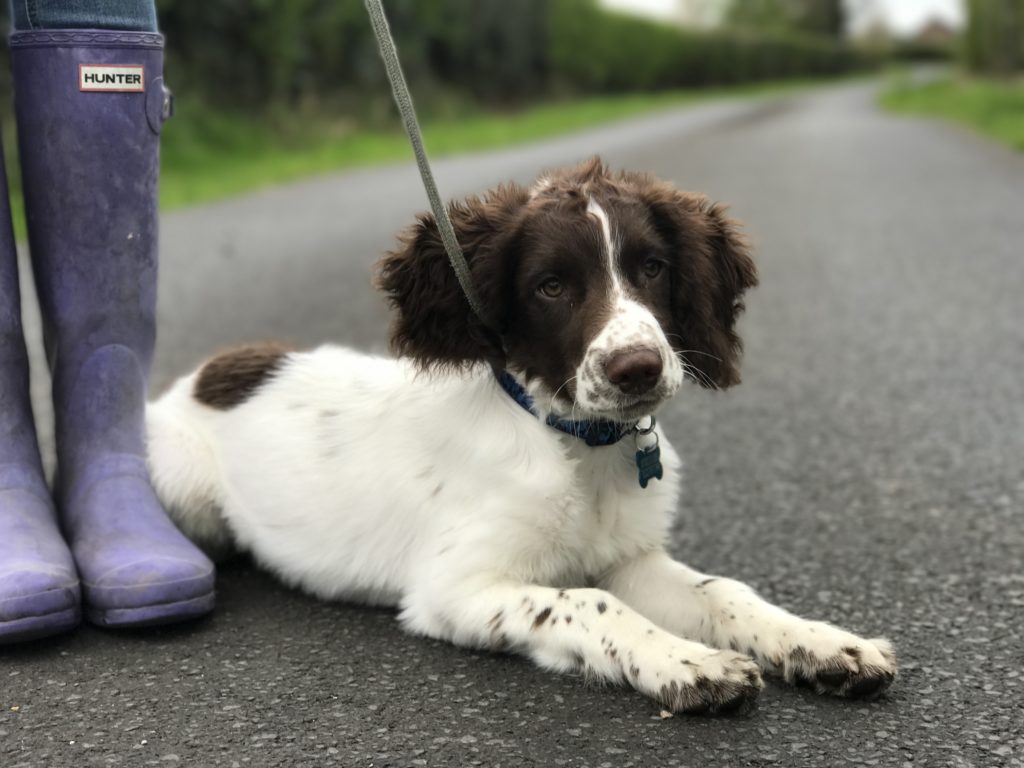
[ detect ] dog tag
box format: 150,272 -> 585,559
633,416 -> 662,489
636,444 -> 663,489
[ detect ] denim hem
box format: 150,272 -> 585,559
9,0 -> 158,32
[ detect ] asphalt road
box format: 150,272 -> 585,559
4,81 -> 1023,768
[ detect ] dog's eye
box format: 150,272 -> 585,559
642,258 -> 665,279
538,278 -> 564,298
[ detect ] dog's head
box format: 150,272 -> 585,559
376,158 -> 757,421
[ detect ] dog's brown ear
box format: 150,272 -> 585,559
643,184 -> 757,389
376,184 -> 529,370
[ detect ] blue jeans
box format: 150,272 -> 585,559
10,0 -> 157,31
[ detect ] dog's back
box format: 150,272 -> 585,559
146,345 -> 615,607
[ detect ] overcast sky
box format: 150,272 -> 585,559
603,0 -> 966,36
848,0 -> 964,35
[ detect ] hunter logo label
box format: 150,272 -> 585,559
79,64 -> 145,93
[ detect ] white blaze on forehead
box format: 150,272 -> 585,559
567,199 -> 684,418
586,198 -> 623,297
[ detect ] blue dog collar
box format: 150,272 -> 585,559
496,371 -> 632,447
495,371 -> 663,488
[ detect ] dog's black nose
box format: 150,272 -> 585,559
605,349 -> 663,395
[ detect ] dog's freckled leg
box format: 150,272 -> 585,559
600,550 -> 897,702
532,607 -> 552,629
408,578 -> 764,714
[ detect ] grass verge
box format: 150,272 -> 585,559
880,74 -> 1024,151
5,76 -> 840,239
158,78 -> 839,209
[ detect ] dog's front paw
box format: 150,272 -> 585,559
631,644 -> 763,715
778,627 -> 897,700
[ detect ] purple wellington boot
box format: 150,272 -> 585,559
10,30 -> 214,627
0,133 -> 81,643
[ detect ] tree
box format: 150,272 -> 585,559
964,0 -> 1024,74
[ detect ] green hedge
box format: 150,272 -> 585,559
152,0 -> 867,113
154,0 -> 552,111
548,0 -> 861,93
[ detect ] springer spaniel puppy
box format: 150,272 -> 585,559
147,159 -> 896,714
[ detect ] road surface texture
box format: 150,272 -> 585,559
3,81 -> 1023,767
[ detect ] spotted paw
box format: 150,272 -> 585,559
782,631 -> 897,700
636,646 -> 763,716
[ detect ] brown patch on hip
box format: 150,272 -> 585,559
193,342 -> 293,410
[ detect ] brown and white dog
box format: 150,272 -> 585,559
147,159 -> 896,714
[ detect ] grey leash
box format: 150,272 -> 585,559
363,0 -> 488,326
